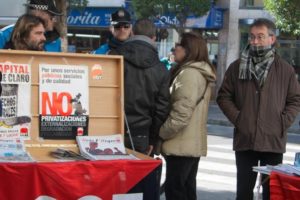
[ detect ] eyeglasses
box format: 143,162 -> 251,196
249,34 -> 273,42
114,24 -> 131,29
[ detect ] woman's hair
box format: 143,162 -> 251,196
178,32 -> 215,74
11,14 -> 45,50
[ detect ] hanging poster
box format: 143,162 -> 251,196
0,62 -> 31,139
39,64 -> 89,139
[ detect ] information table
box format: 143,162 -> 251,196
270,171 -> 300,200
0,159 -> 162,200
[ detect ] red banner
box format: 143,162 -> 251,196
0,159 -> 161,200
270,171 -> 300,200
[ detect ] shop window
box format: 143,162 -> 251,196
67,28 -> 107,53
240,0 -> 264,9
277,40 -> 300,81
239,22 -> 251,53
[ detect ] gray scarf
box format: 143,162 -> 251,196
239,44 -> 275,87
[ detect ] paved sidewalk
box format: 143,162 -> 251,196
208,101 -> 300,134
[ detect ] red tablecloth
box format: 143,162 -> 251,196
270,171 -> 300,200
0,159 -> 161,200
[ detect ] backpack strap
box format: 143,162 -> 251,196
196,80 -> 209,106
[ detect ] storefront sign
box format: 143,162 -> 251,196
155,6 -> 224,29
67,7 -> 118,27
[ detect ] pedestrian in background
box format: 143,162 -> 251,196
161,47 -> 176,70
159,32 -> 216,200
92,8 -> 132,54
6,14 -> 46,51
0,0 -> 62,52
217,18 -> 300,200
110,18 -> 170,155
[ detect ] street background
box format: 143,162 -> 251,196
159,101 -> 300,200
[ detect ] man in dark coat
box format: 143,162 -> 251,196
217,18 -> 300,200
111,19 -> 170,155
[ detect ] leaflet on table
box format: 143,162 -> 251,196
0,139 -> 34,162
272,164 -> 300,176
39,64 -> 89,139
253,164 -> 300,176
76,134 -> 138,160
50,148 -> 88,161
0,62 -> 32,140
252,165 -> 272,175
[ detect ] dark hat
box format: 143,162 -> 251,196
111,8 -> 131,25
24,0 -> 62,16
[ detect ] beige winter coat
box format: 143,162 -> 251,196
159,61 -> 216,157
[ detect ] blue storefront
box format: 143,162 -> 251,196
67,7 -> 120,53
67,4 -> 224,55
154,5 -> 224,29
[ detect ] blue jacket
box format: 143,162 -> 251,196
91,43 -> 109,54
92,38 -> 124,55
0,24 -> 61,52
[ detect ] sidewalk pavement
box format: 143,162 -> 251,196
208,101 -> 300,134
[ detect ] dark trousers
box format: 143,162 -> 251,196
164,155 -> 200,200
235,150 -> 283,200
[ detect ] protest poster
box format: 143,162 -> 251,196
0,62 -> 31,139
39,64 -> 89,139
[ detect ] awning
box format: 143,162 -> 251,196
154,6 -> 225,29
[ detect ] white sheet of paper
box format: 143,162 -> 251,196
112,193 -> 143,200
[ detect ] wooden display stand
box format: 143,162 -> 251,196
0,50 -> 145,161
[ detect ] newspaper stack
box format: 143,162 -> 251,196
76,134 -> 138,160
0,139 -> 34,162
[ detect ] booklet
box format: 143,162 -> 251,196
0,139 -> 35,162
76,134 -> 138,160
50,148 -> 88,161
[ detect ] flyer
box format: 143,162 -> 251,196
39,64 -> 89,139
76,134 -> 138,160
0,62 -> 32,140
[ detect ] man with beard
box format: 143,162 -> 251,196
6,14 -> 46,51
217,18 -> 300,200
0,0 -> 62,52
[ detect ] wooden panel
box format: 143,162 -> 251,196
0,50 -> 124,146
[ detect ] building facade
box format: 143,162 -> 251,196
0,0 -> 299,90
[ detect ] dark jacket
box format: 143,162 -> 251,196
111,35 -> 170,152
217,54 -> 300,153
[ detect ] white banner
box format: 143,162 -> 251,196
0,62 -> 31,139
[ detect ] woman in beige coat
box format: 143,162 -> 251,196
159,32 -> 216,200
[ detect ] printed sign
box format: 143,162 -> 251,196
0,62 -> 31,139
39,64 -> 89,139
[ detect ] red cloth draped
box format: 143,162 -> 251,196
0,160 -> 161,200
270,171 -> 300,200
